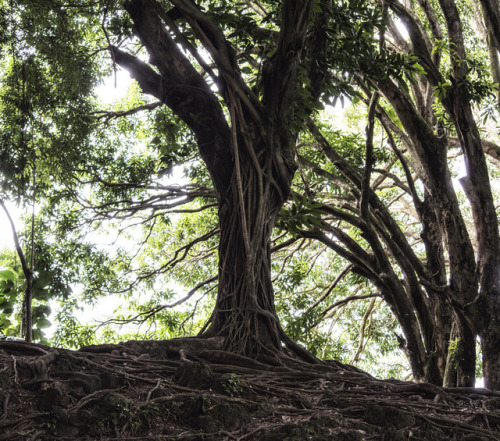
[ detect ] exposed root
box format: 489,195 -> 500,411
0,338 -> 499,440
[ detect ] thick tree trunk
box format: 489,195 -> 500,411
204,125 -> 299,358
200,0 -> 315,358
482,327 -> 500,390
210,186 -> 283,356
455,314 -> 476,387
116,0 -> 317,361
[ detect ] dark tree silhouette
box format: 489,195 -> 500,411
112,0 -> 321,360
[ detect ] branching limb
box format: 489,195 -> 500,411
306,264 -> 354,314
92,101 -> 163,123
448,137 -> 500,166
387,1 -> 443,86
380,119 -> 423,214
112,0 -> 233,193
315,293 -> 382,327
298,228 -> 376,281
270,237 -> 299,254
161,0 -> 263,122
98,275 -> 218,328
134,228 -> 219,284
350,297 -> 377,364
297,154 -> 357,193
415,0 -> 444,66
371,167 -> 411,194
263,0 -> 313,114
306,119 -> 362,189
360,92 -> 379,221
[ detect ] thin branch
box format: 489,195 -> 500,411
379,117 -> 423,213
0,200 -> 32,341
306,264 -> 354,313
92,101 -> 164,122
242,0 -> 268,17
0,201 -> 30,278
360,92 -> 379,221
271,237 -> 299,253
350,297 -> 377,364
134,228 -> 219,283
97,275 -> 218,327
298,228 -> 376,280
315,293 -> 382,327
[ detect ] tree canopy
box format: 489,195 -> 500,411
1,0 -> 500,391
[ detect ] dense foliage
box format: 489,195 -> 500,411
1,0 -> 500,388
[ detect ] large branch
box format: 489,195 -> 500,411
387,0 -> 443,87
448,136 -> 500,166
478,0 -> 500,53
114,0 -> 233,194
438,0 -> 500,296
262,0 -> 313,116
163,0 -> 263,121
92,101 -> 163,123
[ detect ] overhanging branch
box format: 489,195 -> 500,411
92,101 -> 164,123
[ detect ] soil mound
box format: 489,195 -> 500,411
1,338 -> 499,440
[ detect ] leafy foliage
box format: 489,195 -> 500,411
1,0 -> 499,385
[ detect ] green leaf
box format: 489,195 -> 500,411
0,270 -> 16,281
0,317 -> 11,328
35,270 -> 54,289
35,318 -> 52,329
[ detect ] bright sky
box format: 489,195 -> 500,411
0,68 -> 138,340
0,47 -> 488,385
0,68 -> 133,252
0,200 -> 20,251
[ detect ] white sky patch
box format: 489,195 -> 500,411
0,69 -> 147,340
96,67 -> 134,104
1,69 -> 135,252
0,200 -> 22,251
394,18 -> 410,41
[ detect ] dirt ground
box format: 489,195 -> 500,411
1,337 -> 499,440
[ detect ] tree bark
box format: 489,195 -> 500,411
305,122 -> 456,384
115,0 -> 315,359
438,0 -> 500,390
209,135 -> 295,357
386,0 -> 500,389
482,328 -> 500,390
478,0 -> 500,53
376,75 -> 478,385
